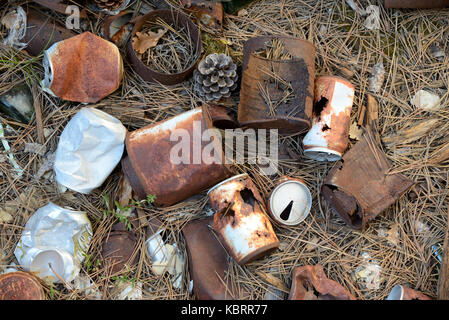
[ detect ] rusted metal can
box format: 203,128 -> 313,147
303,76 -> 355,162
321,131 -> 414,230
181,0 -> 224,30
22,9 -> 76,57
182,216 -> 234,300
268,176 -> 312,226
122,105 -> 233,207
126,9 -> 202,85
385,0 -> 449,8
289,265 -> 356,300
208,173 -> 279,265
386,284 -> 432,300
237,36 -> 316,135
0,272 -> 45,300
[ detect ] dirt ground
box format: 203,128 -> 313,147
0,0 -> 448,300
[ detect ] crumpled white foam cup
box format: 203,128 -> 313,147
54,107 -> 127,194
14,203 -> 92,283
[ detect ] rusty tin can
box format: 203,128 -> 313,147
237,36 -> 315,135
289,265 -> 356,300
22,9 -> 76,57
182,216 -> 234,300
321,131 -> 414,230
385,0 -> 449,8
303,76 -> 355,162
0,272 -> 45,300
386,284 -> 432,300
208,173 -> 279,265
122,105 -> 232,207
268,176 -> 312,226
126,9 -> 202,85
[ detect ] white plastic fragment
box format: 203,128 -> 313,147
410,90 -> 441,111
24,143 -> 47,156
116,281 -> 143,300
1,6 -> 27,49
54,107 -> 127,194
345,0 -> 367,16
368,62 -> 385,93
0,122 -> 23,178
72,274 -> 102,299
14,202 -> 92,283
354,252 -> 383,291
364,5 -> 381,31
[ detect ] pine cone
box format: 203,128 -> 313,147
94,0 -> 125,11
194,53 -> 238,101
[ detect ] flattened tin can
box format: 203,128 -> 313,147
321,130 -> 414,230
238,36 -> 315,135
0,272 -> 45,300
268,176 -> 312,226
122,105 -> 232,207
289,265 -> 356,300
386,284 -> 431,300
303,76 -> 355,162
208,173 -> 279,265
126,9 -> 202,85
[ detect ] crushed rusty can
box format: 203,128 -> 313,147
0,271 -> 45,300
122,105 -> 233,207
386,284 -> 432,300
321,130 -> 414,230
303,76 -> 355,162
385,0 -> 449,8
208,173 -> 279,265
268,176 -> 312,226
289,265 -> 356,300
237,36 -> 315,135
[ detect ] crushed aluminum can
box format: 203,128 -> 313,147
386,284 -> 432,300
126,9 -> 202,85
103,11 -> 134,47
101,222 -> 138,275
288,265 -> 356,300
0,271 -> 45,300
182,216 -> 234,300
321,130 -> 414,230
54,107 -> 127,194
14,203 -> 93,283
268,176 -> 312,226
122,105 -> 233,207
181,0 -> 224,30
303,76 -> 355,162
237,35 -> 316,135
208,173 -> 279,265
41,32 -> 124,103
385,0 -> 449,8
22,9 -> 76,57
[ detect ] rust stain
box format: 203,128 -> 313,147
123,105 -> 233,207
0,272 -> 45,300
47,32 -> 123,103
101,224 -> 138,274
321,130 -> 414,230
289,265 -> 356,300
238,36 -> 315,135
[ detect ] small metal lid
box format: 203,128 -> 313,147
269,179 -> 312,226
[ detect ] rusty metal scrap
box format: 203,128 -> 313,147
209,174 -> 279,265
0,272 -> 46,300
181,0 -> 224,30
42,32 -> 123,103
103,11 -> 134,47
22,9 -> 76,57
122,105 -> 233,207
387,284 -> 432,300
182,216 -> 235,300
321,130 -> 414,230
237,35 -> 315,135
288,265 -> 356,300
385,0 -> 449,8
126,10 -> 202,85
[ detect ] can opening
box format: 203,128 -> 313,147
279,200 -> 293,221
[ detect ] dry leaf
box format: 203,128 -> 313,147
0,208 -> 13,223
305,236 -> 320,251
386,224 -> 400,246
349,122 -> 364,141
256,271 -> 289,292
132,29 -> 167,55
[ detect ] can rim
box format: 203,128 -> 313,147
269,179 -> 312,226
207,173 -> 249,196
304,147 -> 342,162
